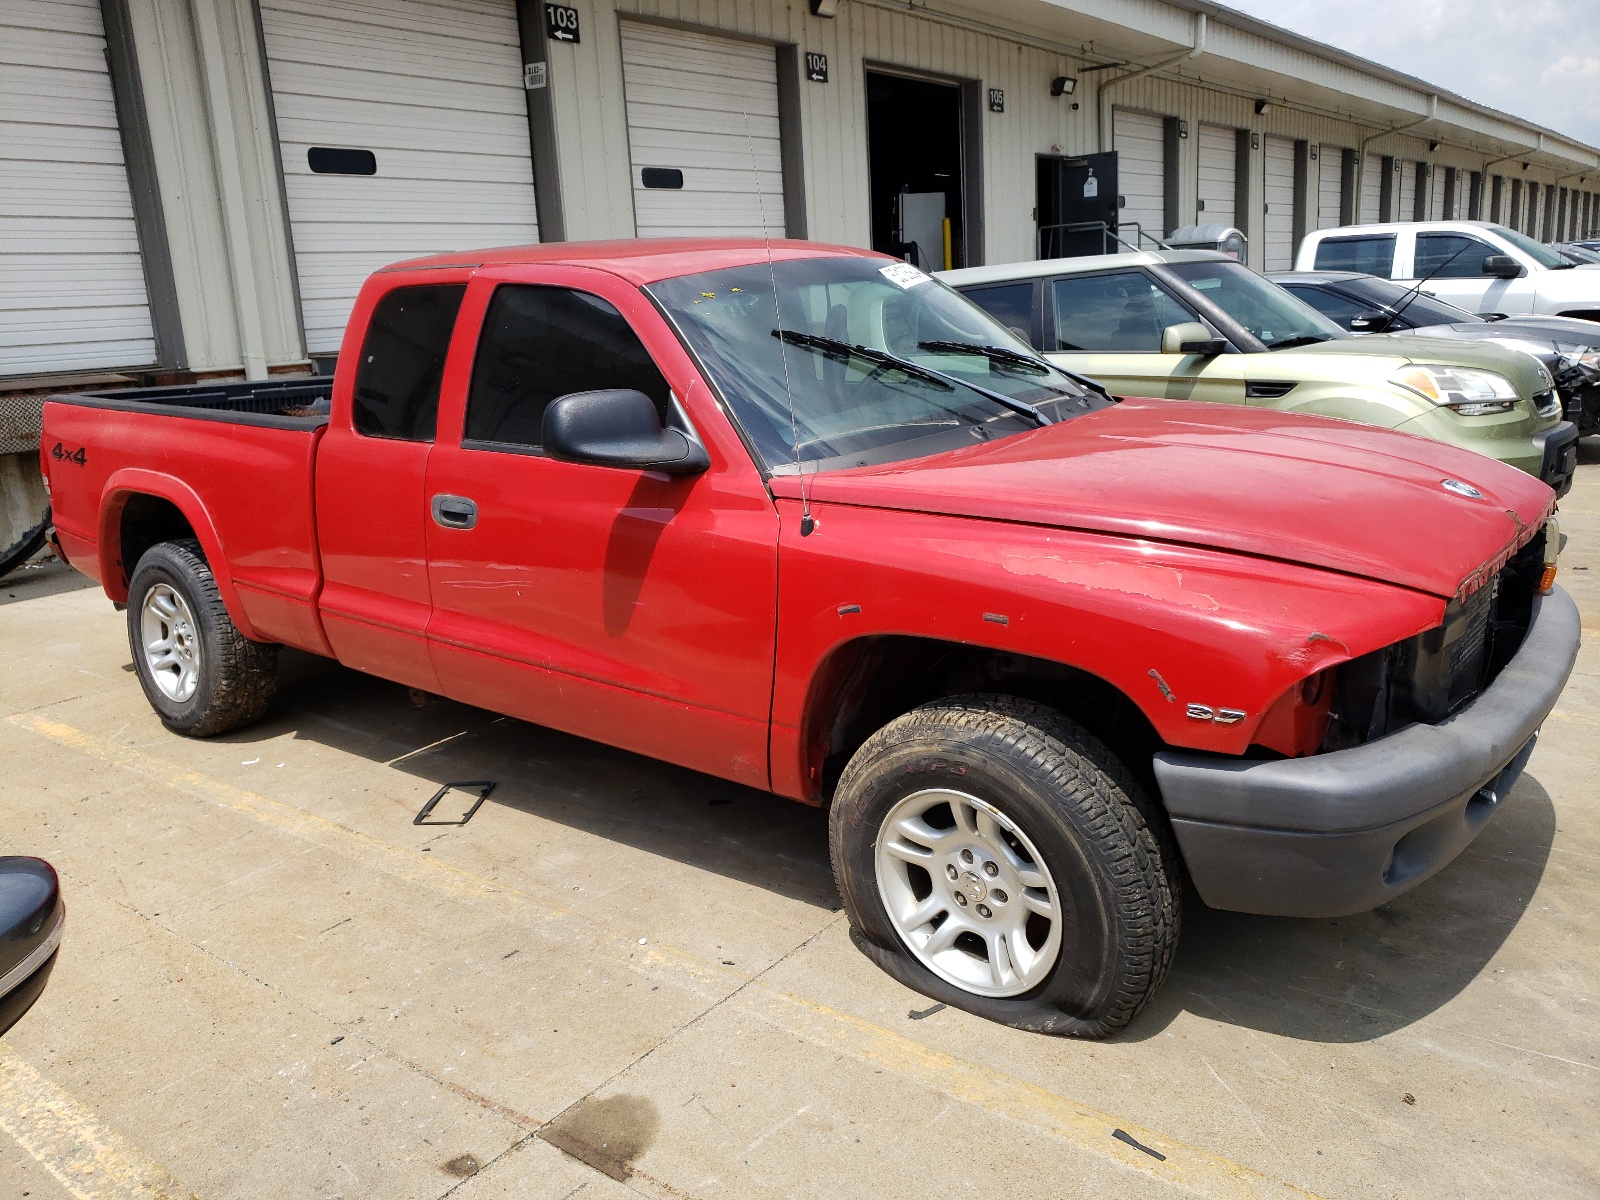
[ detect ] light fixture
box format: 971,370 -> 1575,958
1429,140 -> 1440,151
1253,99 -> 1270,115
808,0 -> 838,15
1051,75 -> 1077,97
1177,119 -> 1189,139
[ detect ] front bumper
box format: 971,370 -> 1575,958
1535,421 -> 1579,495
1152,587 -> 1580,918
1564,384 -> 1600,437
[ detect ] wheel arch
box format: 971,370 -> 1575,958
796,634 -> 1164,806
98,470 -> 260,640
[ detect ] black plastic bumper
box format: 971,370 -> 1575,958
1536,421 -> 1579,496
1561,382 -> 1600,437
1152,587 -> 1580,918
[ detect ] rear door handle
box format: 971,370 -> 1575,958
431,494 -> 478,529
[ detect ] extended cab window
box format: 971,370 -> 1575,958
465,286 -> 670,449
1414,233 -> 1500,278
1312,235 -> 1395,277
1051,271 -> 1193,351
352,284 -> 466,440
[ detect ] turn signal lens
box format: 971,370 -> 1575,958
1539,516 -> 1561,595
1390,364 -> 1519,414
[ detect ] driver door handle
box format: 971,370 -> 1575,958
431,494 -> 478,530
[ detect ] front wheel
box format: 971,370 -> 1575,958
127,539 -> 278,736
829,695 -> 1180,1037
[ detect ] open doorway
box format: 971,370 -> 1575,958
866,70 -> 967,270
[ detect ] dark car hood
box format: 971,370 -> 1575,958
770,398 -> 1553,599
1407,315 -> 1600,357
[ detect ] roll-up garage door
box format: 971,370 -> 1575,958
1430,171 -> 1446,220
1318,148 -> 1344,229
1197,125 -> 1235,230
1262,136 -> 1295,270
1361,153 -> 1383,222
620,22 -> 785,239
1112,110 -> 1165,246
1397,162 -> 1416,223
260,0 -> 539,355
1,0 -> 156,375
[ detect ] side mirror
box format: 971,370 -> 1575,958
542,390 -> 710,476
1161,322 -> 1227,355
0,857 -> 63,1037
1482,254 -> 1523,279
1349,312 -> 1393,332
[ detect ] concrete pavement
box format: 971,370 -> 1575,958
1,443 -> 1597,1200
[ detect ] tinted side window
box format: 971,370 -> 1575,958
1284,285 -> 1366,326
352,285 -> 466,440
958,282 -> 1037,348
466,286 -> 670,449
1414,233 -> 1497,278
1051,271 -> 1193,352
1312,235 -> 1396,277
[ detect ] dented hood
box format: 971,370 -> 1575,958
770,398 -> 1554,599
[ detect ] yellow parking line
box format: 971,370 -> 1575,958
740,990 -> 1322,1199
7,714 -> 726,995
9,711 -> 1321,1200
0,1041 -> 191,1200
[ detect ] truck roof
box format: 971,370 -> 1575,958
383,237 -> 884,286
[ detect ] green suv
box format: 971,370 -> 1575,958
943,250 -> 1578,493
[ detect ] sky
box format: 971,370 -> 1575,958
1220,0 -> 1600,147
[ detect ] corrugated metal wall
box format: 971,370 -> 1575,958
547,0 -> 1081,265
0,0 -> 157,375
431,0 -> 1591,270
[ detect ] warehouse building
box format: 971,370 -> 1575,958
5,0 -> 1600,386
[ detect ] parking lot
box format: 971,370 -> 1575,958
0,442 -> 1594,1200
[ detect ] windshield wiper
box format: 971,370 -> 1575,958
916,340 -> 1050,374
1267,334 -> 1331,350
773,329 -> 1051,426
917,339 -> 1107,403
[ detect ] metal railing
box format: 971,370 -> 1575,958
1035,220 -> 1170,260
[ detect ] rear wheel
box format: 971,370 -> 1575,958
830,695 -> 1179,1037
127,540 -> 278,736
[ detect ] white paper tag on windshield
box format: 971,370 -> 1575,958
879,262 -> 930,289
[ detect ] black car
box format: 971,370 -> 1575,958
0,858 -> 63,1036
1270,269 -> 1600,437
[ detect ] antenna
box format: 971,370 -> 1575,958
741,111 -> 815,536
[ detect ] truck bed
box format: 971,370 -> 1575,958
53,377 -> 334,427
43,377 -> 333,657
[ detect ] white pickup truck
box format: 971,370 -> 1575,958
1296,221 -> 1600,322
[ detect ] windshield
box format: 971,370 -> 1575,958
648,257 -> 1103,472
1339,275 -> 1482,325
1165,260 -> 1347,349
1488,225 -> 1572,269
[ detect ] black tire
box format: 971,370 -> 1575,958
830,694 -> 1180,1037
0,505 -> 49,580
126,539 -> 278,736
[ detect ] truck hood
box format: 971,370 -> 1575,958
771,398 -> 1553,599
1532,265 -> 1600,302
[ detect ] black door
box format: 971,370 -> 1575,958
1037,153 -> 1120,258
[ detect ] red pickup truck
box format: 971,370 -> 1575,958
42,239 -> 1579,1036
